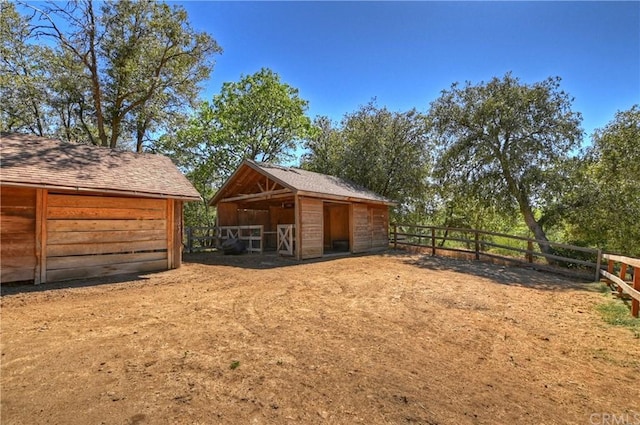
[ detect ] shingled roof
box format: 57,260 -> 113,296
0,133 -> 201,200
210,159 -> 395,205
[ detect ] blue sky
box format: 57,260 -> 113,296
176,1 -> 640,143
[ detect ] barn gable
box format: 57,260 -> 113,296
1,133 -> 200,284
210,160 -> 395,260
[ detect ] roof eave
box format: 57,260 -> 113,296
208,160 -> 297,206
0,181 -> 202,201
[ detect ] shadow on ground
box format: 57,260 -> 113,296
398,250 -> 598,292
0,273 -> 151,297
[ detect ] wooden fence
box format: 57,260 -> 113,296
600,254 -> 640,317
184,225 -> 263,254
390,224 -> 602,281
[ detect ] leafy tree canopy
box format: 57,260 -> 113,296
154,68 -> 314,226
302,101 -> 433,222
2,0 -> 221,150
562,105 -> 640,256
427,73 -> 583,253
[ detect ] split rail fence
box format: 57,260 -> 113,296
600,254 -> 640,317
390,224 -> 602,281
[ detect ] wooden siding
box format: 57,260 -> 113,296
370,206 -> 390,248
45,194 -> 168,282
217,202 -> 239,226
1,186 -> 36,282
299,197 -> 323,259
351,204 -> 371,253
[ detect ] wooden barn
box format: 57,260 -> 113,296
209,160 -> 395,260
0,133 -> 200,284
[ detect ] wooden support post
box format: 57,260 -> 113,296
186,227 -> 193,254
618,263 -> 627,296
474,231 -> 480,260
526,240 -> 534,264
393,224 -> 397,249
166,199 -> 175,269
34,189 -> 48,284
595,249 -> 602,283
633,267 -> 639,318
431,227 -> 436,257
606,259 -> 615,289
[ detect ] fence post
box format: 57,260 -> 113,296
474,230 -> 480,260
431,227 -> 436,256
594,249 -> 602,283
618,263 -> 628,297
186,227 -> 193,253
633,267 -> 639,318
393,224 -> 397,249
526,240 -> 533,264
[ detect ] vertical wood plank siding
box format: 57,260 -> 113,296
0,187 -> 37,282
45,194 -> 169,282
299,197 -> 323,259
351,204 -> 371,253
370,206 -> 390,249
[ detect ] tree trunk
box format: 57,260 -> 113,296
518,197 -> 553,258
496,149 -> 554,260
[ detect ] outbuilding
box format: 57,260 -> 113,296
0,133 -> 201,284
209,160 -> 395,260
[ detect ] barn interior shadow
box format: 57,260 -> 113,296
394,250 -> 599,292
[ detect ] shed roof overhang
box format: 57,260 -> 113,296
210,160 -> 397,208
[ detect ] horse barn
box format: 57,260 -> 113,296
210,160 -> 396,260
0,133 -> 200,284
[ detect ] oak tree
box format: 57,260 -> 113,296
428,73 -> 583,255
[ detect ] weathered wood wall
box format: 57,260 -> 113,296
45,193 -> 170,281
217,202 -> 239,226
370,206 -> 390,249
351,204 -> 371,253
299,197 -> 323,259
350,204 -> 390,253
0,186 -> 37,282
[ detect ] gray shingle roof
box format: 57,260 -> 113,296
252,161 -> 394,203
211,159 -> 394,205
0,133 -> 201,200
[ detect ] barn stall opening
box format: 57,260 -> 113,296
209,160 -> 395,260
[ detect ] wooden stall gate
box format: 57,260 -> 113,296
218,225 -> 264,253
277,224 -> 295,256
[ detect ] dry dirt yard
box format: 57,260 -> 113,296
1,251 -> 639,425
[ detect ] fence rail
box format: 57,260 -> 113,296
184,226 -> 218,253
390,224 -> 602,281
184,225 -> 264,254
601,254 -> 640,317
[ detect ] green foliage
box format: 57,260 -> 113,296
213,68 -> 314,164
302,101 -> 433,223
0,2 -> 53,135
561,105 -> 640,256
3,0 -> 220,150
596,298 -> 640,337
427,73 -> 583,252
154,68 -> 313,227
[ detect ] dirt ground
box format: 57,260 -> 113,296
1,251 -> 639,425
